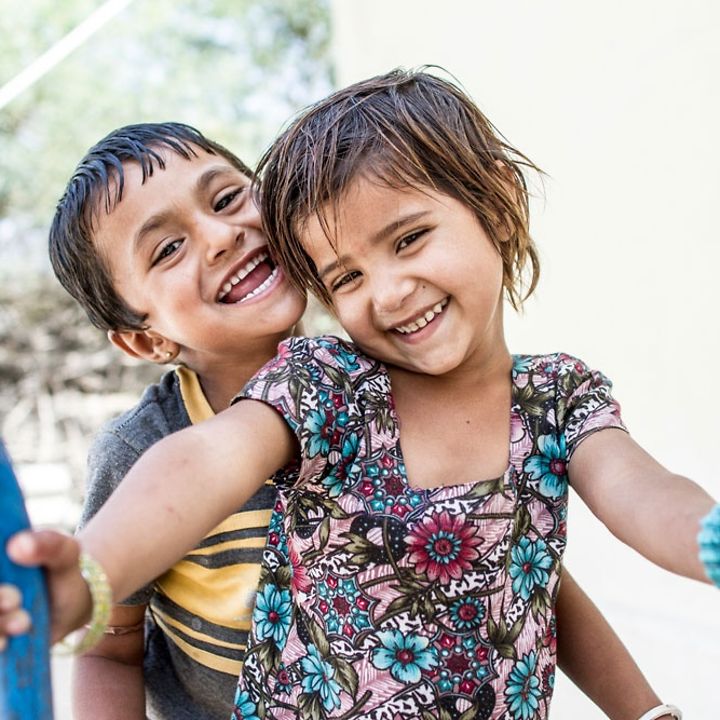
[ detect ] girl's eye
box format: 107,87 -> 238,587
152,238 -> 183,266
214,187 -> 245,212
331,270 -> 361,292
397,229 -> 426,251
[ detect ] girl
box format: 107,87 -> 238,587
4,69 -> 717,719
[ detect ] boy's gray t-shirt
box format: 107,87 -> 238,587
80,368 -> 275,720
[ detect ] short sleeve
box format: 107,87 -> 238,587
554,355 -> 627,460
235,336 -> 366,485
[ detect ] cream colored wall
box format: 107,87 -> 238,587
331,2 -> 719,717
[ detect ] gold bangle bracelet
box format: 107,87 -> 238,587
55,551 -> 112,655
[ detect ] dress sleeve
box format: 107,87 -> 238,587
80,429 -> 154,606
555,354 -> 627,461
235,336 -> 362,485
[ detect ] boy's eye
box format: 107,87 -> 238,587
397,229 -> 426,251
152,238 -> 183,266
331,270 -> 361,292
214,187 -> 246,212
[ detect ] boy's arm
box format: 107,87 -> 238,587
568,429 -> 714,583
72,604 -> 146,720
556,569 -> 674,720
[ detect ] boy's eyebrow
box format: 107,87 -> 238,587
134,212 -> 173,251
318,210 -> 429,280
195,166 -> 240,194
134,166 -> 243,250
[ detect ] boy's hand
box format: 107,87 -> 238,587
5,530 -> 93,645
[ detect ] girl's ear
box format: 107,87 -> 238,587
107,329 -> 180,364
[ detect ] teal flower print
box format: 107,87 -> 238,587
232,688 -> 260,720
254,584 -> 292,646
505,651 -> 542,720
372,629 -> 439,683
322,433 -> 360,497
449,596 -> 486,630
300,644 -> 342,711
524,434 -> 568,499
512,355 -> 534,376
304,408 -> 335,457
509,536 -> 553,601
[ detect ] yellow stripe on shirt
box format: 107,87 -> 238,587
146,367 -> 274,672
152,609 -> 245,676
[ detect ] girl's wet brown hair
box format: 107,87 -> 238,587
258,67 -> 541,310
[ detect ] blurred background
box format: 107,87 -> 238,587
1,1 -> 718,717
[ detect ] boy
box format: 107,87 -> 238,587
47,122 -> 306,719
2,120 -> 674,719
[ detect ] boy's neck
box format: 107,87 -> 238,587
189,327 -> 301,413
197,369 -> 253,414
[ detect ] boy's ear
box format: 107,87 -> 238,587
107,329 -> 180,364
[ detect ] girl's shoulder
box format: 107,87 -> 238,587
273,334 -> 380,378
512,352 -> 606,385
241,335 -> 384,407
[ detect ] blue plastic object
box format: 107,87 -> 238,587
0,442 -> 53,719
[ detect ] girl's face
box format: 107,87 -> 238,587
302,175 -> 507,378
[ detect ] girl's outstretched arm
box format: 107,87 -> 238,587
568,428 -> 715,583
6,399 -> 295,643
557,569 -> 674,719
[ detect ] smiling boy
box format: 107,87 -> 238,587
48,123 -> 305,719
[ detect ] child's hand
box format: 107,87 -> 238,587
5,530 -> 93,645
0,584 -> 30,650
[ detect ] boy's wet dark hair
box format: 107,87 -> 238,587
50,122 -> 252,331
258,67 -> 541,310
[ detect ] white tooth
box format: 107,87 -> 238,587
231,275 -> 240,285
433,302 -> 443,313
408,322 -> 419,332
424,311 -> 434,322
222,282 -> 232,293
416,317 -> 428,328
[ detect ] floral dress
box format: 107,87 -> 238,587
232,336 -> 625,720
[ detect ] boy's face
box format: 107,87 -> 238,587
302,176 -> 506,378
94,147 -> 305,371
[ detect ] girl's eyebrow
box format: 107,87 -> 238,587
318,210 -> 430,280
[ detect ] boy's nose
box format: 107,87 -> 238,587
204,222 -> 245,264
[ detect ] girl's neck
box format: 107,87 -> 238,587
389,338 -> 513,401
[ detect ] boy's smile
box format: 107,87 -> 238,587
217,248 -> 279,303
302,176 -> 508,380
93,147 -> 305,373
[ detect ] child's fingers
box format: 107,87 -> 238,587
6,529 -> 80,570
0,607 -> 32,645
0,584 -> 22,612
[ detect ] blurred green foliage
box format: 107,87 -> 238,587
0,0 -> 332,275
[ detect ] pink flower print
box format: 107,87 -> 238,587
405,511 -> 483,584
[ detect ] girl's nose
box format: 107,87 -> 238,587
371,271 -> 415,316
